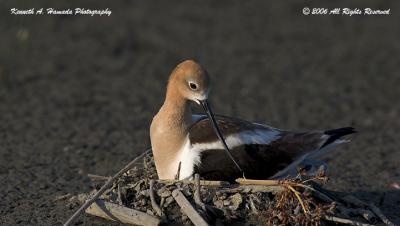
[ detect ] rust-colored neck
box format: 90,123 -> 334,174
164,83 -> 193,127
150,82 -> 193,179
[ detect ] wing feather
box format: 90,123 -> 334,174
189,115 -> 281,149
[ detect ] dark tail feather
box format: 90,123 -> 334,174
321,127 -> 357,148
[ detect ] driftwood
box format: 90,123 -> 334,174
63,149 -> 152,226
85,199 -> 161,226
172,189 -> 209,226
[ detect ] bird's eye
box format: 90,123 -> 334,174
189,82 -> 198,90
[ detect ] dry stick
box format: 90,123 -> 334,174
174,161 -> 181,180
237,178 -> 311,187
220,185 -> 284,194
237,178 -> 316,194
149,180 -> 163,217
85,199 -> 161,226
194,174 -> 207,211
322,215 -> 375,226
117,183 -> 123,205
54,193 -> 73,202
287,185 -> 309,214
160,179 -> 228,187
236,178 -> 290,186
294,183 -> 334,202
193,174 -> 219,219
301,176 -> 328,184
63,149 -> 152,226
172,189 -> 210,226
87,174 -> 111,181
368,203 -> 396,226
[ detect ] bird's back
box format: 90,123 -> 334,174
188,115 -> 355,181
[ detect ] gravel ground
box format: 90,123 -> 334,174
0,0 -> 399,225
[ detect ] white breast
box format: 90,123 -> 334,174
174,137 -> 202,180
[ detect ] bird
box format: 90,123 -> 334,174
150,60 -> 356,182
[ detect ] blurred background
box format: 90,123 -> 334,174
0,0 -> 399,225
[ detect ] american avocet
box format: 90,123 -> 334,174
150,60 -> 356,181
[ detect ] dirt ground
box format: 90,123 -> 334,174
0,0 -> 399,225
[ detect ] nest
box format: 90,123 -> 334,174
64,151 -> 395,226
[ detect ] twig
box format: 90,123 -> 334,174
174,161 -> 181,180
294,183 -> 334,202
159,179 -> 229,187
194,174 -> 206,211
219,185 -> 284,193
85,199 -> 161,226
193,174 -> 219,220
322,215 -> 375,226
149,180 -> 163,217
143,155 -> 150,187
63,149 -> 152,226
54,193 -> 72,202
301,176 -> 328,184
368,203 -> 396,226
236,178 -> 299,187
172,189 -> 210,226
287,185 -> 309,214
87,174 -> 111,181
117,183 -> 123,205
236,178 -> 284,186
